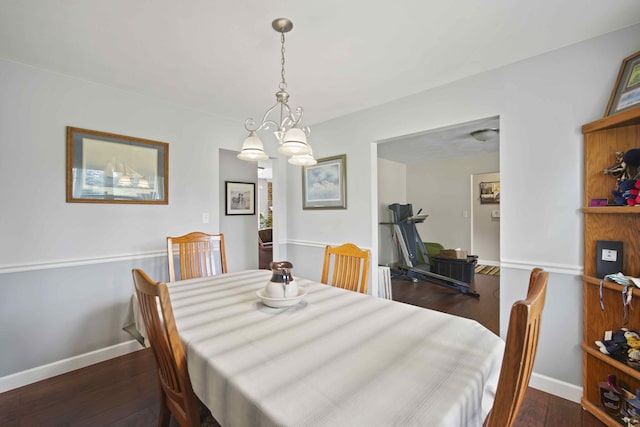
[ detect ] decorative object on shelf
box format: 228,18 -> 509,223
66,127 -> 169,204
590,198 -> 609,207
605,149 -> 640,205
612,179 -> 640,206
610,150 -> 640,206
595,327 -> 640,366
302,154 -> 347,209
628,333 -> 640,362
605,50 -> 640,117
237,18 -> 316,166
604,151 -> 631,182
470,128 -> 499,142
596,328 -> 629,356
225,181 -> 256,215
599,374 -> 624,415
479,181 -> 500,204
626,390 -> 640,421
596,240 -> 623,278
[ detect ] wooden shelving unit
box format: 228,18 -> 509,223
581,105 -> 640,426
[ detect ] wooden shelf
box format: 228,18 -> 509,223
582,206 -> 640,214
582,275 -> 640,297
582,105 -> 640,133
582,344 -> 640,380
581,106 -> 640,423
581,398 -> 624,427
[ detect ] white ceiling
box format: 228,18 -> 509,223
2,1 -> 640,161
377,116 -> 500,164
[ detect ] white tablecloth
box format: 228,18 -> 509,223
167,270 -> 505,427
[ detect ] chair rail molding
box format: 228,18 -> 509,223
500,258 -> 583,276
286,239 -> 371,251
0,250 -> 166,275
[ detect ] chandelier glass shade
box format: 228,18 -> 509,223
237,131 -> 269,161
288,144 -> 317,166
238,18 -> 315,165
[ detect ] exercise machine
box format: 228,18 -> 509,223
382,203 -> 479,297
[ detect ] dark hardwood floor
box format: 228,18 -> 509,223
0,272 -> 603,426
392,272 -> 500,334
392,272 -> 604,426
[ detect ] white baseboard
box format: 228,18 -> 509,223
0,340 -> 142,393
529,372 -> 583,403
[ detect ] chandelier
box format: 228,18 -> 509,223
237,18 -> 316,166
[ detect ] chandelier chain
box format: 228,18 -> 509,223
279,32 -> 287,90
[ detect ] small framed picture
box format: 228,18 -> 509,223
302,154 -> 347,209
605,50 -> 640,116
479,181 -> 500,204
225,181 -> 255,215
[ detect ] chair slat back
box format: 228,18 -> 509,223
321,243 -> 371,294
167,232 -> 227,282
131,269 -> 200,427
484,269 -> 549,427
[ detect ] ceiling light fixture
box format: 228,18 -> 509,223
470,128 -> 500,142
238,18 -> 316,166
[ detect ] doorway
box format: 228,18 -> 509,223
257,160 -> 273,269
471,172 -> 500,266
376,116 -> 500,331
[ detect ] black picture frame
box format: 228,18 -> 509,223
225,181 -> 256,215
596,240 -> 623,278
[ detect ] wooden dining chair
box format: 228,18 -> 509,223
484,268 -> 549,427
167,232 -> 227,282
321,243 -> 371,294
132,269 -> 202,427
527,267 -> 544,294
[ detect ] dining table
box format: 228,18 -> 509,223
158,269 -> 505,427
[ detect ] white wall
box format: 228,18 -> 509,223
284,24 -> 640,395
406,152 -> 499,251
377,158 -> 407,267
0,59 -> 274,380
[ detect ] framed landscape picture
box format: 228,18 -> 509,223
66,127 -> 168,204
225,181 -> 255,215
302,154 -> 347,209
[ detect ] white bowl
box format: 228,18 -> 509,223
256,287 -> 307,308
